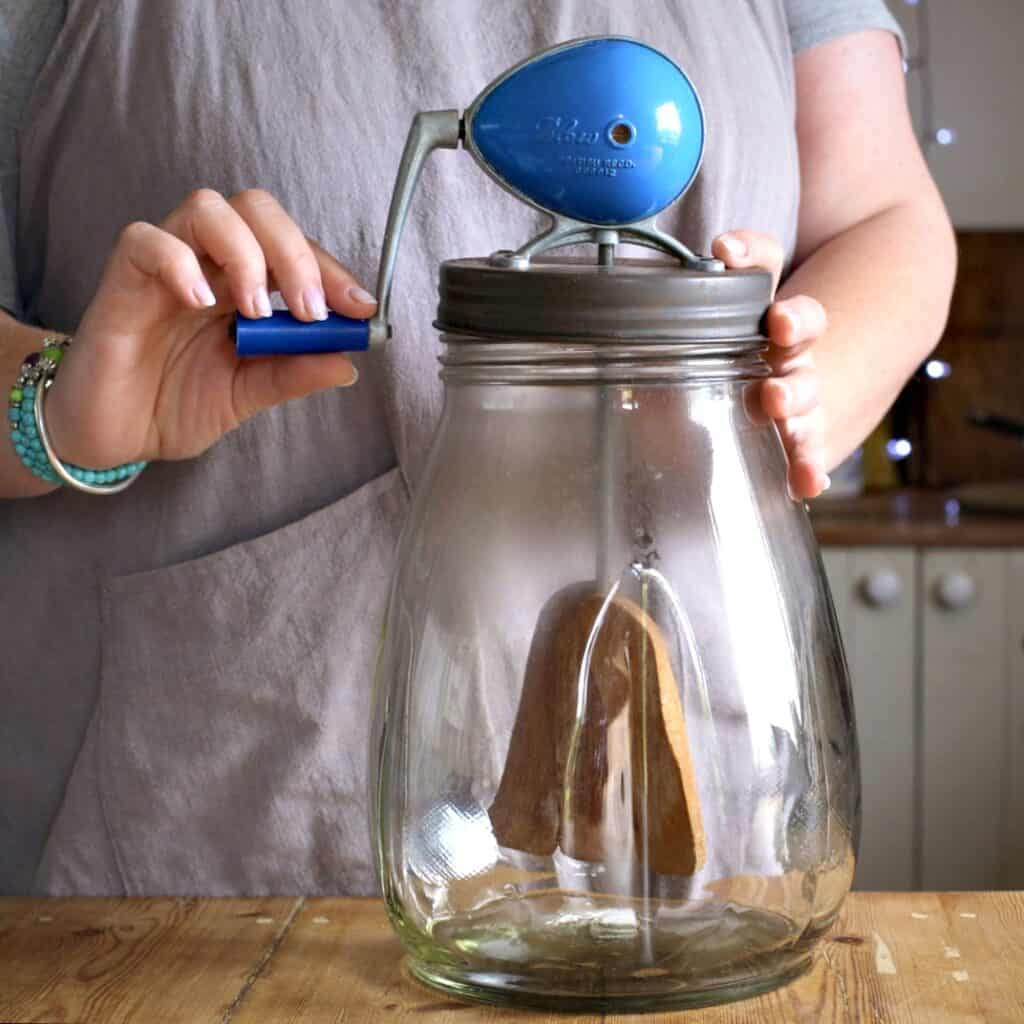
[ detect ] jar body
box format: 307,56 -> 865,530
369,350 -> 858,1012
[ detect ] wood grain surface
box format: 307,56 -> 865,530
0,896 -> 299,1023
0,893 -> 1021,1022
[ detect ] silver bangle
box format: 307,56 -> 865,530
35,378 -> 146,495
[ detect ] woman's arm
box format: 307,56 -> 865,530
711,29 -> 956,499
0,189 -> 372,501
783,28 -> 956,468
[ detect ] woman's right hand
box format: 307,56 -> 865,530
45,188 -> 375,468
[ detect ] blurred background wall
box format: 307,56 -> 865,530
896,0 -> 1024,229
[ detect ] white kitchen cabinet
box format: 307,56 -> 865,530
822,545 -> 1024,892
822,549 -> 917,891
921,550 -> 1024,890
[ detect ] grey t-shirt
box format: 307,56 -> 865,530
0,1 -> 904,897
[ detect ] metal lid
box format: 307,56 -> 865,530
435,257 -> 772,342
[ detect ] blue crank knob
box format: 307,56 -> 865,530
466,37 -> 705,226
234,311 -> 371,356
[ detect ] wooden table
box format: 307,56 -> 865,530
1,893 -> 1021,1022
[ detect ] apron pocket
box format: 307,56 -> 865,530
95,466 -> 408,896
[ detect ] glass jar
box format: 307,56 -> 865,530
369,257 -> 858,1013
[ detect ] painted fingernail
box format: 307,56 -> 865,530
253,286 -> 273,318
720,235 -> 747,259
339,365 -> 360,389
304,287 -> 329,321
347,285 -> 377,306
193,280 -> 217,308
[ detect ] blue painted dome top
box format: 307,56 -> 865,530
467,37 -> 706,226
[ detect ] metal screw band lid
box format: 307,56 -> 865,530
435,258 -> 772,343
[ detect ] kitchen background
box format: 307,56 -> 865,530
813,0 -> 1024,891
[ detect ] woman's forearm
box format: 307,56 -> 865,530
778,195 -> 957,470
0,311 -> 63,497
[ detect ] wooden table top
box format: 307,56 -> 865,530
0,893 -> 1021,1022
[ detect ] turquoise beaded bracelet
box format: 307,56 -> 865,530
8,335 -> 147,494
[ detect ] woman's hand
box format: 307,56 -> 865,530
712,230 -> 831,500
44,188 -> 374,468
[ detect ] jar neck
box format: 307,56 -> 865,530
438,334 -> 770,384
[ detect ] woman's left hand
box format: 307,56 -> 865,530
712,230 -> 831,500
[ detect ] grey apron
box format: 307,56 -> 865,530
2,0 -> 798,895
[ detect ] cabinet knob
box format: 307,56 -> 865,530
859,569 -> 904,608
934,570 -> 976,611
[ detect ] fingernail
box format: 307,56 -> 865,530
820,473 -> 832,492
784,308 -> 802,335
347,285 -> 377,306
253,286 -> 273,318
302,287 -> 328,321
339,365 -> 359,389
720,235 -> 747,259
774,382 -> 791,415
193,280 -> 217,308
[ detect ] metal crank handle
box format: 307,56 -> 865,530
233,109 -> 462,357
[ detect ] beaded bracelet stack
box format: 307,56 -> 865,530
8,335 -> 147,493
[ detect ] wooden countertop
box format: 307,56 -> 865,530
0,893 -> 1021,1022
811,487 -> 1024,547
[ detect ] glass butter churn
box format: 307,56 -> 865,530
236,36 -> 859,1014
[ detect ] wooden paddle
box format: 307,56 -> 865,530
489,581 -> 706,876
